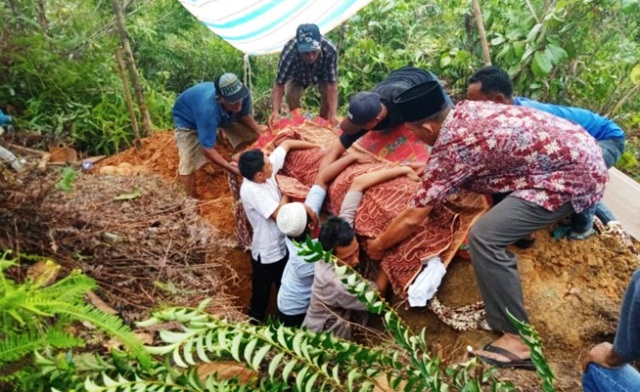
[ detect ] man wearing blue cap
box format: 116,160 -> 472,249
320,66 -> 451,169
270,24 -> 339,127
173,73 -> 266,197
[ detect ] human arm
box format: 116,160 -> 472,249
324,82 -> 339,125
202,147 -> 239,175
237,114 -> 268,135
315,153 -> 358,189
270,193 -> 291,220
269,83 -> 286,128
318,139 -> 347,171
581,342 -> 626,371
365,206 -> 433,260
279,139 -> 318,152
582,269 -> 640,371
350,166 -> 418,193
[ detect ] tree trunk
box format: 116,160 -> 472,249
471,0 -> 492,66
111,0 -> 153,137
36,0 -> 50,36
115,49 -> 142,149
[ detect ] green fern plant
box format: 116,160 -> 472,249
81,237 -> 512,391
0,249 -> 152,384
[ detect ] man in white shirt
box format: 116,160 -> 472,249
238,140 -> 316,323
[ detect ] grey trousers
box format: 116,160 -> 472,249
469,196 -> 574,333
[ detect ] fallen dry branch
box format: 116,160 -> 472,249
0,167 -> 243,322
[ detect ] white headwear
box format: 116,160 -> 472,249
276,202 -> 308,237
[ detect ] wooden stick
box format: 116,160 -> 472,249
115,48 -> 142,150
471,0 -> 492,66
112,0 -> 154,137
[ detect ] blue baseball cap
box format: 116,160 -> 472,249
296,24 -> 321,53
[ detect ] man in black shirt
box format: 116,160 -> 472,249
320,67 -> 451,169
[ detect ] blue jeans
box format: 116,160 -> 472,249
583,363 -> 640,392
571,138 -> 626,232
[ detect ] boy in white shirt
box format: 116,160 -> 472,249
238,140 -> 316,323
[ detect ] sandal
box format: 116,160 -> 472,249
472,344 -> 536,371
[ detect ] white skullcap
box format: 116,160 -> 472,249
277,202 -> 308,237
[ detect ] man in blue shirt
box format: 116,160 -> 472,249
173,73 -> 266,197
467,66 -> 625,239
582,269 -> 640,391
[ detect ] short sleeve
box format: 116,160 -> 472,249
195,108 -> 220,148
269,146 -> 287,175
305,185 -> 327,215
242,182 -> 280,219
239,95 -> 251,117
339,191 -> 363,227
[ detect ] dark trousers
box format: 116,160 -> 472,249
276,309 -> 306,328
248,252 -> 288,322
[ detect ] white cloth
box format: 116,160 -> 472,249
408,257 -> 446,307
240,147 -> 287,263
278,185 -> 327,316
178,1 -> 374,55
277,202 -> 308,237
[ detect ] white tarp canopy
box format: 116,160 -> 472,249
178,0 -> 374,55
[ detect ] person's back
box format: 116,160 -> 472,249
512,97 -> 624,141
433,100 -> 607,213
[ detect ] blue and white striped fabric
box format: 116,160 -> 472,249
178,0 -> 374,55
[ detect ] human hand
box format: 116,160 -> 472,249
256,124 -> 269,134
405,161 -> 426,176
227,162 -> 240,176
329,116 -> 340,127
401,166 -> 421,182
268,111 -> 281,129
581,342 -> 622,371
365,238 -> 385,260
352,152 -> 374,165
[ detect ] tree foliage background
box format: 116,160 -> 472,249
0,0 -> 639,177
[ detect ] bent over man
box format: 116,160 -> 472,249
367,81 -> 608,369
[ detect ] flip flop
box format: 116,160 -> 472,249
472,344 -> 537,371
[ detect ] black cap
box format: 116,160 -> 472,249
393,81 -> 447,123
340,92 -> 382,133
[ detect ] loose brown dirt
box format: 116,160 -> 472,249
102,130 -> 639,391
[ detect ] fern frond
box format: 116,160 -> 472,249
145,306 -> 410,391
45,302 -> 152,368
0,328 -> 83,363
39,271 -> 96,303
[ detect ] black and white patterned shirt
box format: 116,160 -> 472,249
275,36 -> 338,87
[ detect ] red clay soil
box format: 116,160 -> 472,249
100,130 -> 640,391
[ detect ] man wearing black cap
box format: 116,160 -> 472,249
173,73 -> 266,197
365,81 -> 608,370
269,24 -> 339,127
319,67 -> 451,170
